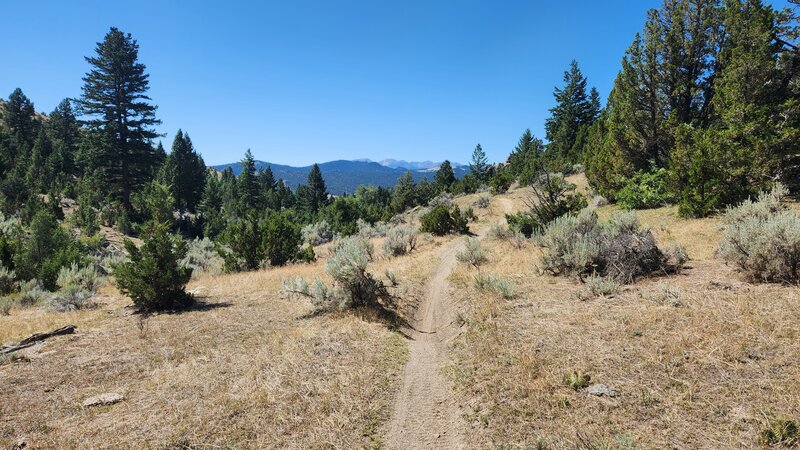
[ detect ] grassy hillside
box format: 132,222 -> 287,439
2,179 -> 799,448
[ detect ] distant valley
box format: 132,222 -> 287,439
212,159 -> 468,194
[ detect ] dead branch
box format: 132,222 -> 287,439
1,325 -> 77,354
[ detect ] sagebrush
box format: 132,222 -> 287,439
537,210 -> 684,283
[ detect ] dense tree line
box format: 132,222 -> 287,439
583,0 -> 799,216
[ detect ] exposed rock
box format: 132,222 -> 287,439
587,383 -> 618,398
82,392 -> 124,408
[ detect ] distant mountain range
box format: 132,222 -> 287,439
212,159 -> 468,194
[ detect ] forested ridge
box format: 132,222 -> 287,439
0,0 -> 797,309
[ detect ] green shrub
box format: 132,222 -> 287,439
537,210 -> 681,283
382,225 -> 418,257
219,214 -> 264,272
473,195 -> 491,209
616,167 -> 675,210
428,193 -> 453,209
181,238 -> 225,278
474,273 -> 515,299
17,279 -> 46,306
114,222 -> 193,312
357,219 -> 390,238
490,171 -> 513,194
0,265 -> 16,295
48,263 -> 104,312
14,210 -> 87,291
760,417 -> 799,446
487,223 -> 513,240
718,184 -> 800,283
456,238 -> 488,268
284,236 -> 396,313
296,244 -> 317,263
505,212 -> 540,238
0,296 -> 12,315
262,212 -> 302,267
56,262 -> 104,293
72,197 -> 100,237
301,220 -> 333,245
563,370 -> 591,390
420,204 -> 470,236
585,273 -> 619,297
506,172 -> 587,238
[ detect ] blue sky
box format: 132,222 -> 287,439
1,1 -> 792,166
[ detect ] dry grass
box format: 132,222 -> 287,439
0,233 -> 446,448
5,188 -> 800,449
447,205 -> 800,449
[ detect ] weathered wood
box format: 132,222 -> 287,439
1,325 -> 76,354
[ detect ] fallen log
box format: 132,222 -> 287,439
1,325 -> 77,354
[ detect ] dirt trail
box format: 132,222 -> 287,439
383,238 -> 466,449
383,196 -> 516,449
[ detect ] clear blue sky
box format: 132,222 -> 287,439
1,1 -> 792,166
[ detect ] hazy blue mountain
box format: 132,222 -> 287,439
212,159 -> 468,194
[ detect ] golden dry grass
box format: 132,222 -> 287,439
0,233 -> 448,449
4,188 -> 800,448
447,203 -> 800,449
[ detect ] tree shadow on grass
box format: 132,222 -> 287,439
296,303 -> 413,338
130,298 -> 233,316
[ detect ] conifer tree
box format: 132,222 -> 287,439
258,165 -> 277,192
236,149 -> 259,210
300,163 -> 328,215
159,130 -> 206,212
78,27 -> 161,210
469,143 -> 489,182
3,88 -> 39,151
27,129 -> 54,193
545,60 -> 600,164
391,170 -> 416,213
47,99 -> 79,181
434,160 -> 456,191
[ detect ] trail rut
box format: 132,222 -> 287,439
383,239 -> 466,449
383,197 -> 514,449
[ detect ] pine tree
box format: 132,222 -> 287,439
78,27 -> 161,210
46,99 -> 79,181
27,129 -> 54,193
159,130 -> 206,212
544,60 -> 600,164
674,0 -> 788,216
434,160 -> 456,191
237,149 -> 259,210
258,165 -> 277,192
469,143 -> 489,182
391,170 -> 416,213
3,88 -> 39,151
300,163 -> 328,215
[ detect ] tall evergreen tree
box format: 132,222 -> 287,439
545,60 -> 601,163
391,170 -> 416,213
258,165 -> 277,192
27,129 -> 54,193
469,143 -> 489,182
237,149 -> 259,210
46,99 -> 79,181
159,130 -> 206,212
78,27 -> 161,210
3,88 -> 39,151
300,163 -> 328,215
434,160 -> 456,191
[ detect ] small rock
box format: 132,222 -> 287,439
82,392 -> 124,408
11,438 -> 27,449
587,384 -> 618,398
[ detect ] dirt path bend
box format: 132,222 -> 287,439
384,239 -> 466,449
